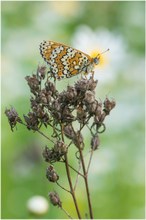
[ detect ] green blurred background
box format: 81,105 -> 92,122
1,1 -> 145,219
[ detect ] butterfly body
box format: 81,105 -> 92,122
40,41 -> 99,80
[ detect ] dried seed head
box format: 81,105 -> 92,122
58,91 -> 66,103
45,80 -> 57,95
75,78 -> 89,92
49,191 -> 62,207
42,146 -> 63,163
86,101 -> 98,115
6,64 -> 116,176
25,75 -> 40,94
58,86 -> 77,105
84,90 -> 95,104
37,65 -> 46,80
63,124 -> 76,140
61,107 -> 75,123
94,102 -> 102,117
76,106 -> 87,123
91,135 -> 100,150
23,112 -> 39,130
104,98 -> 116,114
54,140 -> 67,155
73,131 -> 84,149
39,112 -> 50,128
99,112 -> 107,123
65,86 -> 77,103
39,90 -> 48,104
42,146 -> 52,163
46,165 -> 59,182
5,107 -> 22,131
51,100 -> 62,121
88,78 -> 98,91
51,100 -> 61,112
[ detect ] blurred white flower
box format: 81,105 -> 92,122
27,195 -> 49,215
72,26 -> 128,83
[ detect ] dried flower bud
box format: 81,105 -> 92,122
87,101 -> 98,115
84,90 -> 95,104
61,107 -> 75,123
58,91 -> 66,103
51,100 -> 62,120
23,112 -> 39,130
51,100 -> 61,112
5,107 -> 22,131
25,75 -> 40,94
63,124 -> 76,140
30,97 -> 38,109
76,106 -> 87,123
104,98 -> 116,114
39,90 -> 48,104
45,80 -> 57,94
39,112 -> 50,128
32,104 -> 45,119
42,146 -> 52,163
73,131 -> 84,149
49,191 -> 62,207
42,144 -> 65,163
99,112 -> 107,123
46,165 -> 59,182
88,78 -> 98,91
75,78 -> 89,92
65,86 -> 77,103
54,141 -> 67,155
37,65 -> 46,80
91,135 -> 100,150
94,102 -> 102,117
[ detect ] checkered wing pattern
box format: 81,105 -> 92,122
40,41 -> 93,79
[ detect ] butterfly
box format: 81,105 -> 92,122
40,40 -> 108,80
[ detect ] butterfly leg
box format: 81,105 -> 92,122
91,71 -> 95,79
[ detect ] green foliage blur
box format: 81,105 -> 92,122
1,1 -> 145,219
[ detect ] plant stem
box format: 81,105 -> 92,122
78,143 -> 94,219
37,129 -> 55,144
60,123 -> 82,219
59,161 -> 84,177
87,149 -> 94,174
61,206 -> 73,219
74,160 -> 81,191
56,181 -> 70,193
21,121 -> 55,144
67,163 -> 84,178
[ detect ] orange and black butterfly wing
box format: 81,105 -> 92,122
40,41 -> 92,79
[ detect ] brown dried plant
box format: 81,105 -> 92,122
5,65 -> 115,219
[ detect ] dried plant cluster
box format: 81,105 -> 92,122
5,65 -> 115,219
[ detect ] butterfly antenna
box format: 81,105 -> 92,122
100,48 -> 110,55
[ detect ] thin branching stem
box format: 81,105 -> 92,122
87,149 -> 94,174
67,163 -> 84,178
78,138 -> 94,219
59,160 -> 84,177
74,159 -> 82,191
21,121 -> 55,144
36,129 -> 55,144
61,206 -> 73,219
60,123 -> 82,219
56,181 -> 70,193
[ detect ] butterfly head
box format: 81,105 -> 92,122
92,48 -> 110,66
93,55 -> 100,65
